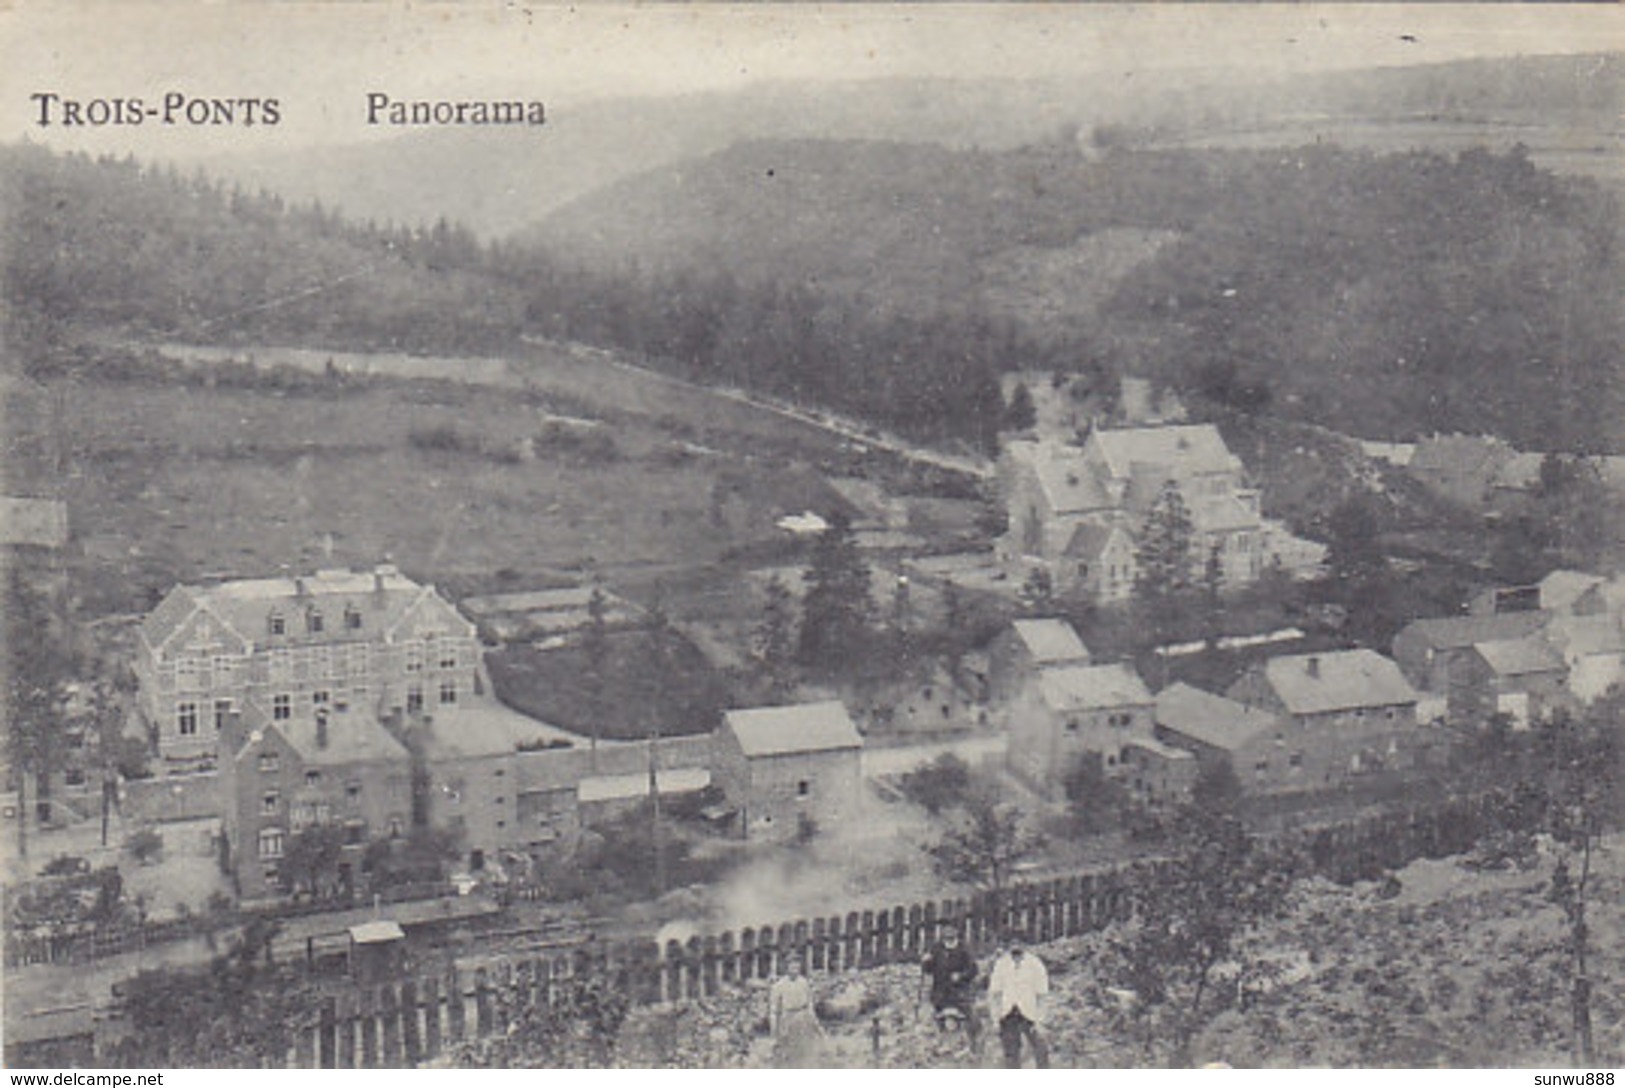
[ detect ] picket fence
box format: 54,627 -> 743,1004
276,791 -> 1506,1067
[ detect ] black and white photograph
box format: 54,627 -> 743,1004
2,2 -> 1622,1072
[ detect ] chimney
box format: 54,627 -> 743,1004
1306,656 -> 1320,679
316,708 -> 329,750
294,576 -> 309,599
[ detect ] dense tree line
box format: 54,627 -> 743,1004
7,137 -> 1620,455
3,145 -> 524,356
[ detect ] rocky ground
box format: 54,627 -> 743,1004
607,838 -> 1625,1068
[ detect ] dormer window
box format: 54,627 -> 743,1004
307,609 -> 324,634
268,611 -> 286,637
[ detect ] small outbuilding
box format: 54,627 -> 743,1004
713,702 -> 864,843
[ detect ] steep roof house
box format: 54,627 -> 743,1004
1006,661 -> 1155,796
1446,636 -> 1569,729
134,565 -> 478,773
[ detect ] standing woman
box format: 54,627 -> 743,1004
769,955 -> 825,1067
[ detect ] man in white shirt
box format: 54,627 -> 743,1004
987,935 -> 1050,1068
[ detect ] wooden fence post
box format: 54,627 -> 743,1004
318,995 -> 337,1069
380,984 -> 402,1066
422,976 -> 442,1061
359,986 -> 379,1068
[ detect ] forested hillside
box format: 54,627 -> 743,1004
523,137 -> 1623,451
6,132 -> 1620,456
1,144 -> 525,358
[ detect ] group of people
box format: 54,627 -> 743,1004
767,926 -> 1051,1069
920,927 -> 1050,1068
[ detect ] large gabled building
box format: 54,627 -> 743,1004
997,424 -> 1308,603
133,565 -> 478,775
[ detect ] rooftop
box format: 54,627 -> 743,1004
1155,682 -> 1276,750
419,700 -> 581,761
140,565 -> 469,652
1089,424 -> 1240,481
1540,570 -> 1605,613
1474,637 -> 1566,677
1395,611 -> 1550,652
1010,619 -> 1091,665
724,701 -> 863,758
1038,663 -> 1153,711
1255,650 -> 1417,715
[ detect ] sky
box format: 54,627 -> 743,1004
4,3 -> 1621,157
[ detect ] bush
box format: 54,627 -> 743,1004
125,827 -> 163,866
898,753 -> 974,815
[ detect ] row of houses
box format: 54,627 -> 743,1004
1393,568 -> 1625,728
996,616 -> 1438,806
132,565 -> 871,901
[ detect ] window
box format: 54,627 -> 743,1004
406,686 -> 424,715
439,645 -> 458,670
1289,752 -> 1304,769
404,643 -> 423,673
272,694 -> 291,721
346,781 -> 361,800
214,699 -> 233,731
213,656 -> 236,686
1254,758 -> 1270,775
258,753 -> 280,774
268,611 -> 285,637
177,702 -> 199,736
1065,719 -> 1079,733
438,679 -> 457,706
262,790 -> 279,815
388,817 -> 404,839
797,780 -> 810,798
307,609 -> 324,634
176,657 -> 198,692
312,689 -> 331,707
345,607 -> 363,631
258,828 -> 285,859
305,770 -> 321,787
344,822 -> 365,846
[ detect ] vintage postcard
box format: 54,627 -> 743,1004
2,2 -> 1622,1073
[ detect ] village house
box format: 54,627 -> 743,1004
1446,636 -> 1570,730
1153,681 -> 1292,793
1005,661 -> 1155,796
1541,613 -> 1625,704
133,565 -> 480,775
996,424 -> 1316,603
218,700 -> 412,902
987,618 -> 1092,703
1391,611 -> 1551,696
1226,650 -> 1430,784
712,702 -> 864,843
1118,736 -> 1199,808
1408,433 -> 1517,511
413,702 -> 581,874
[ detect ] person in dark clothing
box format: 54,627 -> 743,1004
920,926 -> 982,1052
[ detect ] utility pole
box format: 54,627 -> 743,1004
648,719 -> 665,896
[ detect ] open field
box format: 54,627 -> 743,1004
1,345 -> 878,616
